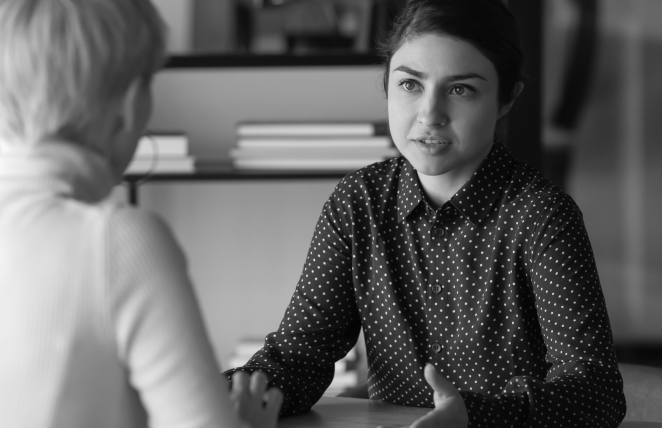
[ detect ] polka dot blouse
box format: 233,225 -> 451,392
225,142 -> 626,428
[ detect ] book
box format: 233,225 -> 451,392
230,146 -> 400,160
125,156 -> 195,174
236,121 -> 389,138
236,136 -> 394,150
136,133 -> 189,157
232,157 -> 386,171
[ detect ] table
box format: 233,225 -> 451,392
277,397 -> 662,428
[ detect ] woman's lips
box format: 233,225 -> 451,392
418,139 -> 450,144
411,135 -> 453,144
412,138 -> 452,154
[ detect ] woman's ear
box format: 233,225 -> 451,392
118,78 -> 143,133
497,81 -> 524,120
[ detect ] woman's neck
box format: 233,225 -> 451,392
417,172 -> 466,209
416,142 -> 494,209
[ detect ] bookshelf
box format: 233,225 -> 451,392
123,170 -> 347,205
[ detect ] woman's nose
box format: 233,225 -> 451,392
417,92 -> 449,127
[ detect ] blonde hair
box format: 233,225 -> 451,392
0,0 -> 166,146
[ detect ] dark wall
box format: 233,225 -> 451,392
505,0 -> 543,172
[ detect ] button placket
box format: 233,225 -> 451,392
426,213 -> 448,299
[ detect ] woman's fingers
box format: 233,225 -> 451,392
264,387 -> 284,416
423,363 -> 457,400
249,370 -> 269,396
232,371 -> 282,411
230,371 -> 283,428
231,371 -> 250,396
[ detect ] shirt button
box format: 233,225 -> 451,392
434,227 -> 445,237
431,284 -> 442,294
431,342 -> 442,353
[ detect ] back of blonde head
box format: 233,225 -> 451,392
0,0 -> 166,147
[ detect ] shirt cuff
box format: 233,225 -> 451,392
460,390 -> 529,428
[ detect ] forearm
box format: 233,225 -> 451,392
461,362 -> 624,428
520,196 -> 626,426
460,390 -> 528,428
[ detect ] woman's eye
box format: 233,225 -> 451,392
399,80 -> 419,92
450,85 -> 471,96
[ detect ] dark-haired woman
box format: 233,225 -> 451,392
225,1 -> 626,427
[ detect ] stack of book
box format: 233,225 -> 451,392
228,337 -> 360,396
230,121 -> 399,171
126,132 -> 195,175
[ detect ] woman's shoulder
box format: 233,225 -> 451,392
98,200 -> 189,291
505,159 -> 582,219
508,159 -> 573,201
97,199 -> 179,252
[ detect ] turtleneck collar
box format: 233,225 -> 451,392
0,141 -> 116,203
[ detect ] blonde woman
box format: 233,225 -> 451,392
0,1 -> 281,427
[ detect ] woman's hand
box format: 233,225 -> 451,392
409,364 -> 468,428
230,371 -> 283,428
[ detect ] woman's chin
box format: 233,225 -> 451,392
415,166 -> 449,176
405,152 -> 452,176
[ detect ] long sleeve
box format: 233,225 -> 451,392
460,193 -> 626,428
110,208 -> 245,428
224,195 -> 362,416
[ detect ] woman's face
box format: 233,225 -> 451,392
388,33 -> 505,181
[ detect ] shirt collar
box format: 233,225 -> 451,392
0,140 -> 116,203
396,141 -> 515,225
449,141 -> 515,225
396,157 -> 426,222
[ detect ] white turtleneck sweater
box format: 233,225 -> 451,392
0,142 -> 244,428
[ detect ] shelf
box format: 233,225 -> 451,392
124,170 -> 348,182
165,53 -> 383,69
123,169 -> 347,205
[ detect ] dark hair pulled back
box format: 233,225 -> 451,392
379,0 -> 525,107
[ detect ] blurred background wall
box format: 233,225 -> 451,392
135,66 -> 386,369
543,0 -> 662,349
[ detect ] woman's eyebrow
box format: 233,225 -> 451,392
392,66 -> 487,83
392,65 -> 426,79
446,72 -> 488,82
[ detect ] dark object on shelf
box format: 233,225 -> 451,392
286,33 -> 355,53
233,0 -> 408,56
165,53 -> 382,68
